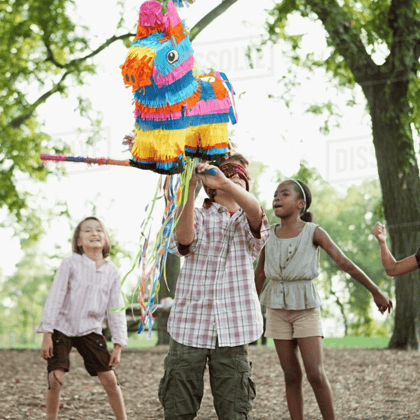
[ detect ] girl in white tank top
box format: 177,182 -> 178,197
255,180 -> 392,420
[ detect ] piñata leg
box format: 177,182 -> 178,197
130,128 -> 187,174
193,122 -> 229,162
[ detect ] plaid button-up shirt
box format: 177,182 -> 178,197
168,199 -> 270,348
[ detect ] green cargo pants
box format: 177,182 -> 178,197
158,338 -> 256,420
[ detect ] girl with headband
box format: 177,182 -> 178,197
255,179 -> 392,419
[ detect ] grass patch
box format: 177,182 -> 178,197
257,336 -> 390,349
107,332 -> 158,349
1,335 -> 390,350
323,336 -> 389,348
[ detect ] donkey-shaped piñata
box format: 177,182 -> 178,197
121,0 -> 237,174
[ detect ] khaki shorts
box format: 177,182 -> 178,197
159,338 -> 255,420
265,307 -> 323,340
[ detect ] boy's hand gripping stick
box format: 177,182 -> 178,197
197,168 -> 218,176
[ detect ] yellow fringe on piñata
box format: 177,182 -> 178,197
131,127 -> 185,163
184,123 -> 229,154
131,123 -> 229,164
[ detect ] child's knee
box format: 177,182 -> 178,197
48,369 -> 65,390
98,371 -> 119,391
282,364 -> 303,385
283,370 -> 303,386
306,367 -> 328,388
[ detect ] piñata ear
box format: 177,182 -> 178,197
135,0 -> 165,40
164,1 -> 182,29
162,1 -> 186,45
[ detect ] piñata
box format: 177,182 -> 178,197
121,0 -> 237,174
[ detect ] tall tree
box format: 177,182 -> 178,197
265,0 -> 420,349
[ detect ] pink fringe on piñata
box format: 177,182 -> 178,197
184,96 -> 231,116
135,110 -> 183,121
164,2 -> 181,29
153,56 -> 194,88
139,1 -> 164,26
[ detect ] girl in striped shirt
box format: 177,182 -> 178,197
38,217 -> 128,420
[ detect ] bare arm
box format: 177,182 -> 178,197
196,163 -> 263,232
41,333 -> 53,360
255,246 -> 266,295
314,226 -> 393,314
373,222 -> 419,277
220,180 -> 263,233
175,169 -> 198,246
109,343 -> 122,367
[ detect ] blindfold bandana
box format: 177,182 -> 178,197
203,162 -> 250,203
219,163 -> 250,191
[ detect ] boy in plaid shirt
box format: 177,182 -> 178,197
158,153 -> 270,420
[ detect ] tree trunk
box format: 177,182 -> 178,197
365,83 -> 420,350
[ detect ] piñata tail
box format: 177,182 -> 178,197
121,0 -> 237,175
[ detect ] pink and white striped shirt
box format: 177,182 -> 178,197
168,199 -> 270,349
38,253 -> 127,346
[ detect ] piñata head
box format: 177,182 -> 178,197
121,0 -> 237,174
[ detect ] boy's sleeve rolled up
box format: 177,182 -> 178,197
244,209 -> 271,258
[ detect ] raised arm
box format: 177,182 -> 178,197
175,167 -> 198,246
196,163 -> 263,232
254,246 -> 266,295
372,222 -> 419,277
314,226 -> 392,314
220,181 -> 262,233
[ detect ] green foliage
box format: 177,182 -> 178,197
0,0 -> 133,241
248,160 -> 269,199
0,245 -> 56,347
266,0 -> 420,151
305,101 -> 343,135
0,0 -> 92,211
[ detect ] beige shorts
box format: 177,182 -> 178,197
265,307 -> 323,340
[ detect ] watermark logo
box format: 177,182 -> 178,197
326,135 -> 377,184
49,127 -> 112,176
193,35 -> 275,82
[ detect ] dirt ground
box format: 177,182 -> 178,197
1,345 -> 419,420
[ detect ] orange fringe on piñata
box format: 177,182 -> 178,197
158,21 -> 186,45
135,85 -> 202,116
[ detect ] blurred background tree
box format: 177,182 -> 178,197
264,0 -> 420,349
